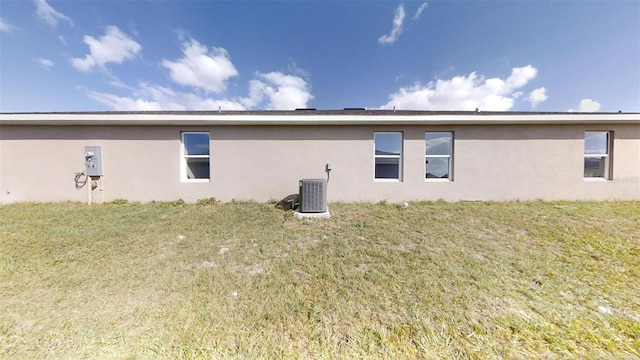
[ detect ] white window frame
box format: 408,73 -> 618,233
425,131 -> 453,181
583,131 -> 612,181
374,132 -> 403,182
181,132 -> 210,183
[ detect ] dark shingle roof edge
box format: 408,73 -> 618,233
1,109 -> 638,116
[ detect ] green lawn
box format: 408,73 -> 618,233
1,200 -> 639,359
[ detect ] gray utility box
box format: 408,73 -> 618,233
299,179 -> 327,213
84,146 -> 103,176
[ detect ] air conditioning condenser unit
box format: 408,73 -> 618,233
299,179 -> 327,213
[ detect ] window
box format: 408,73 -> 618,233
374,132 -> 402,180
584,131 -> 612,179
182,132 -> 210,181
425,132 -> 453,180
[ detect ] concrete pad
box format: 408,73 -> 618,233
294,209 -> 331,219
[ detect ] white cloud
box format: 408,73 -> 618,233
379,65 -> 540,111
85,83 -> 247,111
71,26 -> 141,72
86,91 -> 164,111
108,79 -> 134,90
241,72 -> 314,110
33,0 -> 72,27
568,98 -> 601,112
161,39 -> 239,94
82,36 -> 311,111
378,4 -> 406,45
413,2 -> 428,20
84,72 -> 312,111
527,87 -> 547,108
505,65 -> 537,90
0,18 -> 14,33
34,58 -> 54,68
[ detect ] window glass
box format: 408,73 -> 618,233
186,158 -> 210,179
182,132 -> 210,181
375,158 -> 400,179
375,133 -> 402,155
425,132 -> 453,180
584,157 -> 606,178
425,132 -> 452,156
184,133 -> 210,156
584,132 -> 608,155
374,132 -> 402,180
426,158 -> 450,179
584,131 -> 611,179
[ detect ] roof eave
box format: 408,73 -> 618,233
0,112 -> 638,126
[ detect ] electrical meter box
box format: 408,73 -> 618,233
84,146 -> 103,176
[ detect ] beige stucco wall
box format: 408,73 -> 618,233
1,123 -> 638,203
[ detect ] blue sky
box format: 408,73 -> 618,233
0,0 -> 638,112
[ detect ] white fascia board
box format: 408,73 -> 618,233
0,113 -> 639,126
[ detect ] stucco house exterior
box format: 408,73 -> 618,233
0,110 -> 638,204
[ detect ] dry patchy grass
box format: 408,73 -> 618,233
0,200 -> 639,359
